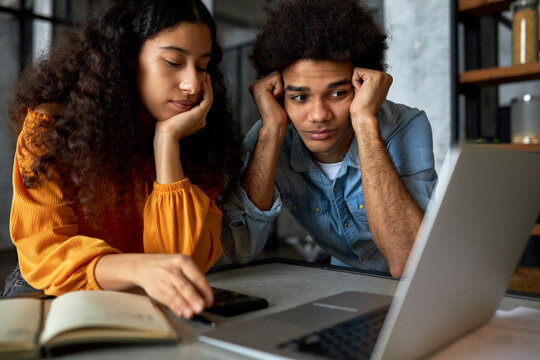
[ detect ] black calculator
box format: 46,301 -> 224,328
206,287 -> 269,316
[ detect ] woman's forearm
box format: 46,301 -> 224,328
95,253 -> 144,290
153,132 -> 185,184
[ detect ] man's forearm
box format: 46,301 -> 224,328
241,125 -> 286,211
355,120 -> 423,278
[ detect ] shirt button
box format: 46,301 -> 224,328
343,222 -> 349,228
361,256 -> 367,261
358,204 -> 365,210
292,205 -> 298,211
315,207 -> 321,212
333,186 -> 338,192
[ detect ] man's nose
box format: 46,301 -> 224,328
309,99 -> 330,122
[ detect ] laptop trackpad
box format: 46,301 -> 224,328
269,291 -> 392,330
269,303 -> 354,329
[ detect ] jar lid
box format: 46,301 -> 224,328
511,0 -> 539,10
511,94 -> 540,103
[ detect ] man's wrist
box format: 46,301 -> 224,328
258,120 -> 288,142
352,113 -> 379,136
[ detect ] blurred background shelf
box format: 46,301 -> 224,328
533,224 -> 540,237
459,63 -> 540,86
458,0 -> 513,16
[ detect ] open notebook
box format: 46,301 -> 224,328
200,145 -> 540,360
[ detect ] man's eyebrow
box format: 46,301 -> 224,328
285,79 -> 351,92
159,46 -> 211,58
285,85 -> 309,92
328,79 -> 351,88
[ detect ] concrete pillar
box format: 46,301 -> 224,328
384,0 -> 452,172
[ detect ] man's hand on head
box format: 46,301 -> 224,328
243,71 -> 289,211
349,68 -> 393,133
249,72 -> 289,134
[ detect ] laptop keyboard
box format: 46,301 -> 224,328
278,305 -> 390,360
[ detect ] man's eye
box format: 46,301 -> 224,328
330,90 -> 347,97
291,94 -> 307,102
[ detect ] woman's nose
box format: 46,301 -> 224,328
179,66 -> 202,95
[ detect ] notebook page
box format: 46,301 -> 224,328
40,290 -> 172,344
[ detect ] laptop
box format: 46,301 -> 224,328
200,145 -> 540,360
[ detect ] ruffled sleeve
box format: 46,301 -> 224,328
142,178 -> 223,273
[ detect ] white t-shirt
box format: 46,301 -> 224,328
315,161 -> 343,181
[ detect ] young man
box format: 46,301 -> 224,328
221,0 -> 437,278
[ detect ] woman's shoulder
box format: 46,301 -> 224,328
32,102 -> 64,119
18,103 -> 64,164
22,102 -> 64,130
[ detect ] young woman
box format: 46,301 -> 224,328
1,0 -> 243,319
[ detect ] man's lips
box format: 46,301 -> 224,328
170,100 -> 194,112
304,129 -> 337,140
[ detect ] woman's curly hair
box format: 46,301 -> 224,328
8,0 -> 243,226
250,0 -> 388,76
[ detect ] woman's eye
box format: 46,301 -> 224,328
196,66 -> 208,73
164,59 -> 181,67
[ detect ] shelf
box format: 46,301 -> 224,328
455,2 -> 540,245
458,0 -> 513,16
509,266 -> 540,294
459,63 -> 540,86
534,224 -> 540,237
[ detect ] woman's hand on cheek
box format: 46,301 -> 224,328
155,74 -> 213,142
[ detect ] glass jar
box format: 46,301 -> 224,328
512,0 -> 539,65
511,94 -> 540,144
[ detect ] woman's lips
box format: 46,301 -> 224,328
170,100 -> 194,112
304,129 -> 336,140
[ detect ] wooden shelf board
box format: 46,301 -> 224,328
509,266 -> 540,294
533,224 -> 540,237
458,0 -> 513,16
459,63 -> 540,86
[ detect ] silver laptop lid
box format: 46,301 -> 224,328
373,145 -> 540,360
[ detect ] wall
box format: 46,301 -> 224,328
384,0 -> 452,172
0,12 -> 19,250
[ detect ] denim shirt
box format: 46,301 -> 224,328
221,100 -> 438,272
